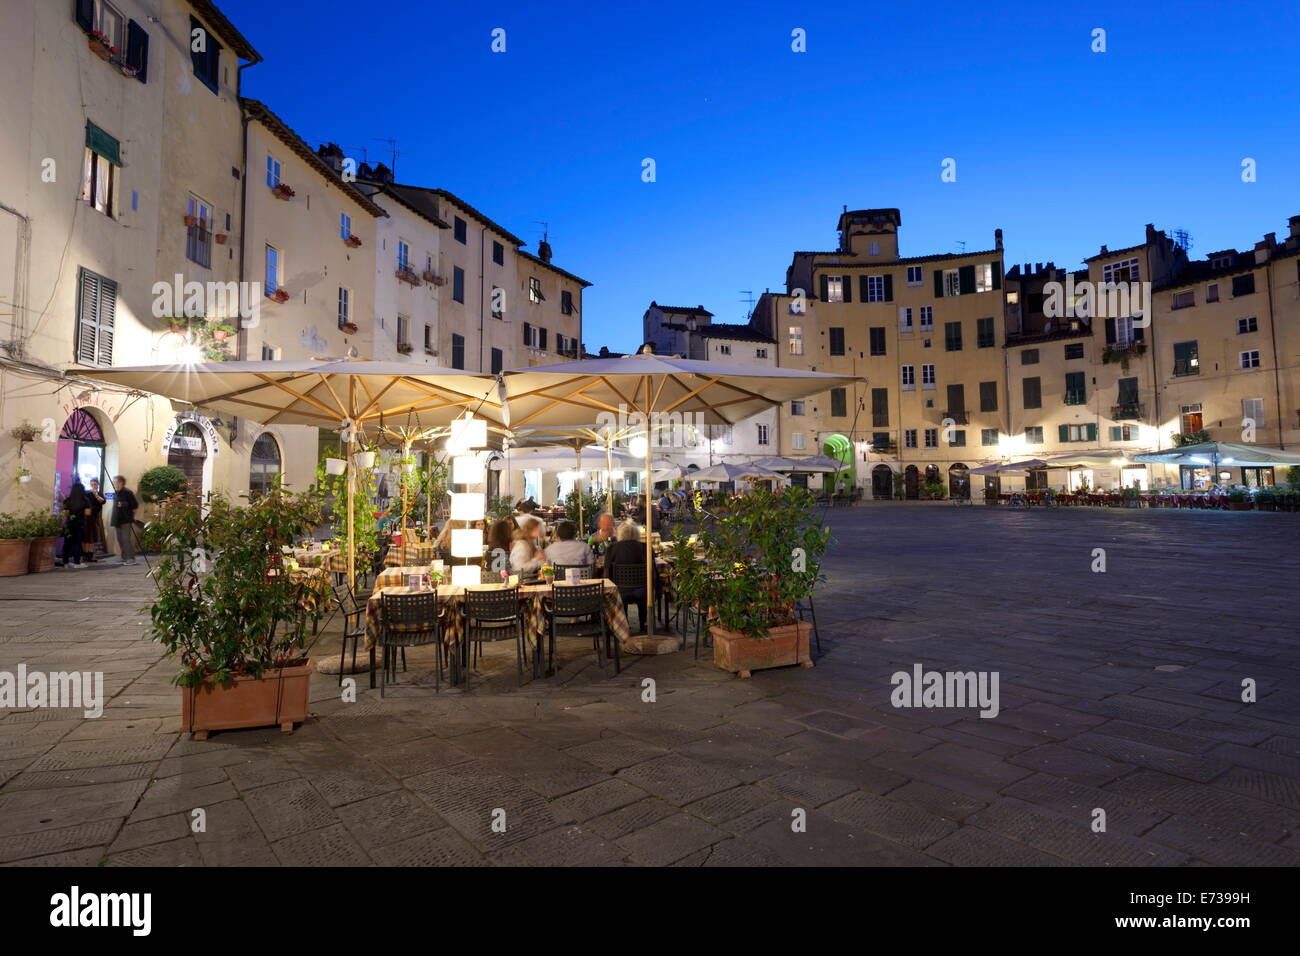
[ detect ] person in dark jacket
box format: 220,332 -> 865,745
84,478 -> 107,562
110,475 -> 139,565
61,481 -> 88,568
603,522 -> 660,633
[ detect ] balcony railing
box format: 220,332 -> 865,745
1111,403 -> 1145,420
395,265 -> 422,286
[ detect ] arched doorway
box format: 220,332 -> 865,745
948,462 -> 970,499
167,422 -> 207,492
871,464 -> 893,499
984,475 -> 1001,498
249,433 -> 282,497
822,434 -> 855,495
57,409 -> 106,497
904,465 -> 920,499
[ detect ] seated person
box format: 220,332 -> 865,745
604,523 -> 660,633
509,522 -> 544,579
514,499 -> 547,542
587,512 -> 615,551
545,520 -> 594,570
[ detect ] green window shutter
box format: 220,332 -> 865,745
859,275 -> 869,301
842,275 -> 851,303
85,122 -> 122,166
1118,377 -> 1139,405
1110,426 -> 1122,441
991,263 -> 1001,290
76,268 -> 98,365
933,269 -> 944,298
959,264 -> 976,295
819,274 -> 829,301
1058,424 -> 1069,443
1104,317 -> 1116,344
75,0 -> 94,32
883,274 -> 893,302
1086,423 -> 1097,441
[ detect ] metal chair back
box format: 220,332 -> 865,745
553,562 -> 595,581
380,590 -> 440,648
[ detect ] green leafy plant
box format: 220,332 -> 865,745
922,479 -> 946,500
10,422 -> 40,447
1284,466 -> 1300,492
1172,430 -> 1212,447
1121,485 -> 1140,502
893,472 -> 906,499
672,486 -> 829,640
487,495 -> 515,523
983,485 -> 999,501
0,513 -> 25,539
140,465 -> 189,503
140,486 -> 326,688
563,487 -> 604,532
313,449 -> 379,564
19,510 -> 62,537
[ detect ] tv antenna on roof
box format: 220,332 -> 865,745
739,290 -> 754,320
955,240 -> 966,254
373,138 -> 400,176
534,221 -> 550,242
1173,229 -> 1193,253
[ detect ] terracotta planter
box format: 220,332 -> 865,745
215,233 -> 228,244
711,620 -> 813,678
1227,502 -> 1253,511
27,537 -> 58,572
0,538 -> 31,576
89,39 -> 111,60
182,660 -> 314,739
212,329 -> 229,342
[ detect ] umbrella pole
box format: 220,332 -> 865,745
605,440 -> 614,515
576,446 -> 584,535
401,439 -> 410,543
645,417 -> 654,639
346,427 -> 356,592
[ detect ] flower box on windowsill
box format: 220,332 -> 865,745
422,270 -> 437,283
395,268 -> 421,286
269,289 -> 290,304
214,233 -> 228,244
341,322 -> 359,335
429,275 -> 446,287
343,235 -> 362,248
184,215 -> 198,227
118,62 -> 139,78
272,183 -> 296,200
396,343 -> 414,355
88,34 -> 115,60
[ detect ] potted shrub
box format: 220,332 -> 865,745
422,269 -> 437,283
272,183 -> 295,200
24,510 -> 62,572
140,465 -> 189,518
983,486 -> 999,505
141,487 -> 326,738
270,288 -> 290,303
0,513 -> 31,576
1122,485 -> 1141,508
11,421 -> 40,452
353,449 -> 377,469
1226,489 -> 1252,511
210,323 -> 235,342
396,342 -> 414,355
922,479 -> 946,500
16,466 -> 31,484
214,233 -> 228,244
674,486 -> 828,678
344,235 -> 362,248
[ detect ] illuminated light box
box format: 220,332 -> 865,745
453,454 -> 486,485
451,564 -> 480,587
448,416 -> 487,453
450,493 -> 485,521
451,528 -> 483,558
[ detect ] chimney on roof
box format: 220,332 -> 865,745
1289,216 -> 1300,240
372,162 -> 393,184
1254,233 -> 1276,264
317,142 -> 345,173
538,238 -> 552,263
1099,245 -> 1108,255
1145,223 -> 1160,245
994,228 -> 1003,251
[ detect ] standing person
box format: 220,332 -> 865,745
61,481 -> 88,568
110,476 -> 139,565
84,479 -> 107,563
513,499 -> 547,543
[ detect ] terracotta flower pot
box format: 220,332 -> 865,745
182,660 -> 314,739
710,620 -> 812,678
212,329 -> 229,342
0,538 -> 32,576
215,233 -> 227,244
27,536 -> 58,572
89,38 -> 111,60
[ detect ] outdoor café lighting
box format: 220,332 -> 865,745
451,564 -> 480,587
628,436 -> 648,458
451,528 -> 483,558
447,413 -> 488,454
453,454 -> 486,484
177,343 -> 205,364
450,492 -> 485,521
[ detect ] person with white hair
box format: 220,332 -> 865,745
603,522 -> 659,633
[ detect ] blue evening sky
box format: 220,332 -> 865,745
221,0 -> 1300,352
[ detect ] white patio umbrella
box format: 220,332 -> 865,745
687,462 -> 788,484
490,443 -> 643,531
81,359 -> 504,586
968,458 -> 1048,475
1134,441 -> 1300,470
750,455 -> 842,474
501,352 -> 863,639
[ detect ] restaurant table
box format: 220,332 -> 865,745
365,567 -> 630,683
268,565 -> 332,617
383,540 -> 438,567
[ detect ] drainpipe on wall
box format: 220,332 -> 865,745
1264,262 -> 1284,449
478,224 -> 486,372
234,57 -> 262,443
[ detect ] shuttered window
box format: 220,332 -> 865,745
75,267 -> 116,367
190,16 -> 222,94
125,19 -> 149,82
1022,376 -> 1041,409
1064,371 -> 1086,405
871,388 -> 888,427
830,388 -> 847,418
944,321 -> 962,351
869,326 -> 886,356
829,327 -> 845,355
976,316 -> 995,348
451,334 -> 465,369
979,380 -> 998,412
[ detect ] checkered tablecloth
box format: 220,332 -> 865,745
383,541 -> 438,567
365,571 -> 630,661
293,548 -> 349,574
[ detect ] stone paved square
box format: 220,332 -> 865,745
0,504 -> 1296,866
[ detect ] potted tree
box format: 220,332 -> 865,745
983,485 -> 999,505
922,478 -> 946,500
1226,489 -> 1253,511
0,513 -> 32,576
141,486 -> 326,738
24,510 -> 63,572
673,486 -> 828,678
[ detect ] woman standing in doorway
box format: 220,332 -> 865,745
84,478 -> 107,563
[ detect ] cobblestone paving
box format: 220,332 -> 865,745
0,504 -> 1296,866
